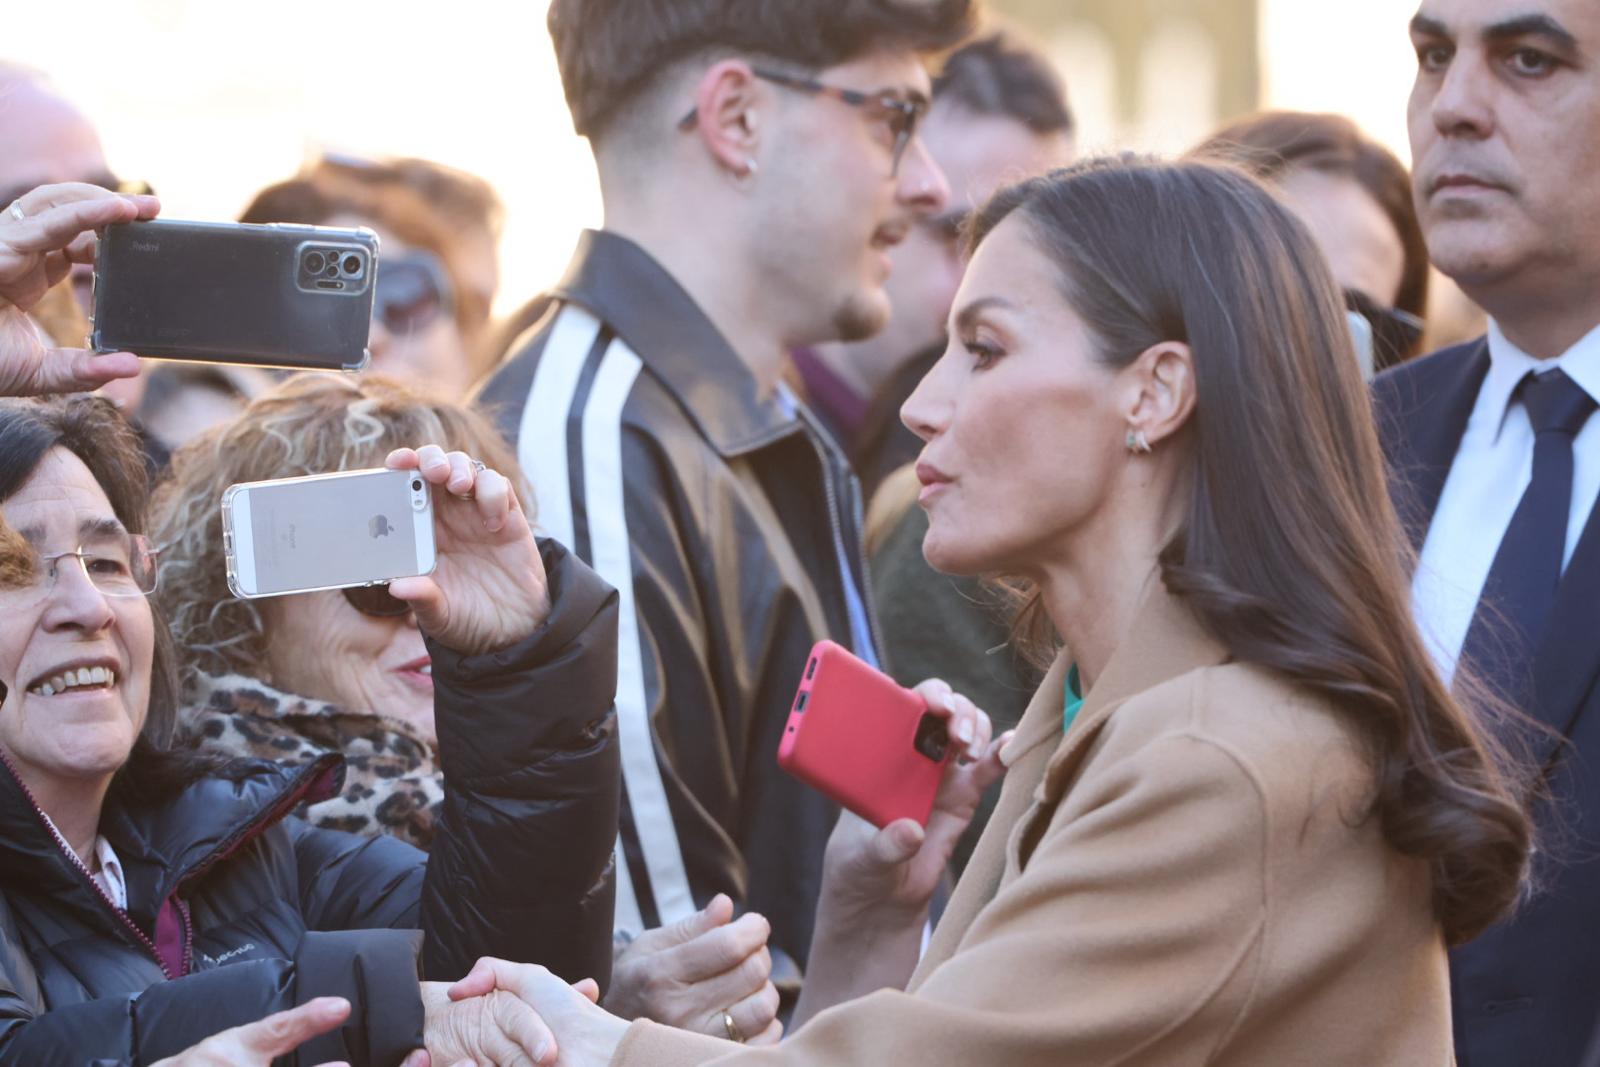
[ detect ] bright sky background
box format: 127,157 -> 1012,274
9,0 -> 1424,319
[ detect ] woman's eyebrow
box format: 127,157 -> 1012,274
953,296 -> 1017,335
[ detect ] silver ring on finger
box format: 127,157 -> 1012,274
721,1010 -> 746,1044
7,201 -> 25,222
458,459 -> 487,502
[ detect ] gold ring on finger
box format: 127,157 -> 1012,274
721,1010 -> 746,1044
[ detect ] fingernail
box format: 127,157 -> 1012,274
534,1040 -> 553,1064
956,718 -> 974,744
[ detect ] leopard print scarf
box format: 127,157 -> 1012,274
182,673 -> 445,850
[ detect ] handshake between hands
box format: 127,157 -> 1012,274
152,894 -> 781,1067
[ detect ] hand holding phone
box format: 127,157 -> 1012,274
0,182 -> 159,397
382,445 -> 550,656
779,641 -> 969,829
224,447 -> 550,657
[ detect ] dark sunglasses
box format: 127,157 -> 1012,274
677,67 -> 930,177
1344,289 -> 1425,371
373,250 -> 455,336
341,583 -> 411,618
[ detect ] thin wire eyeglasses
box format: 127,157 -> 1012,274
677,66 -> 930,177
2,533 -> 158,604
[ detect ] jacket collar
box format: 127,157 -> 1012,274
1000,574 -> 1230,786
1373,337 -> 1490,554
0,749 -> 340,932
551,229 -> 802,458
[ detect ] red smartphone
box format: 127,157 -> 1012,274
777,640 -> 952,829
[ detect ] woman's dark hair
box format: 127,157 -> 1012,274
1197,111 -> 1429,345
970,156 -> 1532,946
0,396 -> 221,803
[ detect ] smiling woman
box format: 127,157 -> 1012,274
0,392 -> 624,1066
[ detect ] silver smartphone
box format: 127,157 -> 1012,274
221,469 -> 436,599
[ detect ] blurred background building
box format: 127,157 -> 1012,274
9,0 -> 1421,317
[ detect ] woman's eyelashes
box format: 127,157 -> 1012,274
963,335 -> 1005,370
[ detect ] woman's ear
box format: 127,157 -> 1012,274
1125,341 -> 1196,448
688,60 -> 764,179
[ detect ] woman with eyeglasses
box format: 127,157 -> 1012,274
152,371 -> 785,1046
0,383 -> 624,1064
0,182 -> 630,1065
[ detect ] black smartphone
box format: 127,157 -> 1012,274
91,219 -> 379,371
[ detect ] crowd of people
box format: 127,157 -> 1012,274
1,0 -> 1598,1063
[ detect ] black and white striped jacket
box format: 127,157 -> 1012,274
476,229 -> 882,973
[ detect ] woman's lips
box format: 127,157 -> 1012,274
394,656 -> 433,692
916,461 -> 953,505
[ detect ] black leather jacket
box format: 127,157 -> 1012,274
476,230 -> 883,975
0,540 -> 620,1067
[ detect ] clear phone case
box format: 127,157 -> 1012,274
92,219 -> 379,372
222,468 -> 435,600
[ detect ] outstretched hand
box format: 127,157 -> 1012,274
0,182 -> 159,396
385,445 -> 551,656
605,895 -> 782,1044
148,997 -> 395,1067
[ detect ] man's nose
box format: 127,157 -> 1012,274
897,137 -> 951,217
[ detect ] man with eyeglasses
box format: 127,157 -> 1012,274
1374,1 -> 1600,1063
476,0 -> 971,1030
792,29 -> 1076,498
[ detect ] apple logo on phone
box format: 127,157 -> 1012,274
368,515 -> 393,538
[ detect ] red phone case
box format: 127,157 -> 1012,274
777,640 -> 951,828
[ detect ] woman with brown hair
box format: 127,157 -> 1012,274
1197,111 -> 1430,373
442,156 -> 1534,1066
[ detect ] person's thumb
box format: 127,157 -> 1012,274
239,997 -> 351,1056
386,575 -> 448,635
870,819 -> 925,867
660,893 -> 734,946
573,977 -> 601,1003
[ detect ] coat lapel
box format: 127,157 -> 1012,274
909,579 -> 1227,987
1374,339 -> 1489,553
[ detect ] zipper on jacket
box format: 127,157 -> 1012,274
0,746 -> 175,979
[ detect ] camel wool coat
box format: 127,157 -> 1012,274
613,586 -> 1453,1066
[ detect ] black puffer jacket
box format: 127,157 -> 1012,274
0,540 -> 620,1067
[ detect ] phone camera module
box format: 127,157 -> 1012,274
913,712 -> 950,763
411,479 -> 423,492
303,250 -> 327,274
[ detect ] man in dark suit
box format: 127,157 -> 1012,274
1374,2 -> 1600,1064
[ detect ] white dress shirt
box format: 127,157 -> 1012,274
1412,320 -> 1600,686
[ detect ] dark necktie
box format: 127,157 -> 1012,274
1458,368 -> 1597,702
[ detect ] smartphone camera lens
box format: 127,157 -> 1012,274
303,250 -> 326,274
342,254 -> 363,276
324,262 -> 340,278
913,712 -> 950,763
411,479 -> 423,492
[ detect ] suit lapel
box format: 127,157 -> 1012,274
1375,339 -> 1490,553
